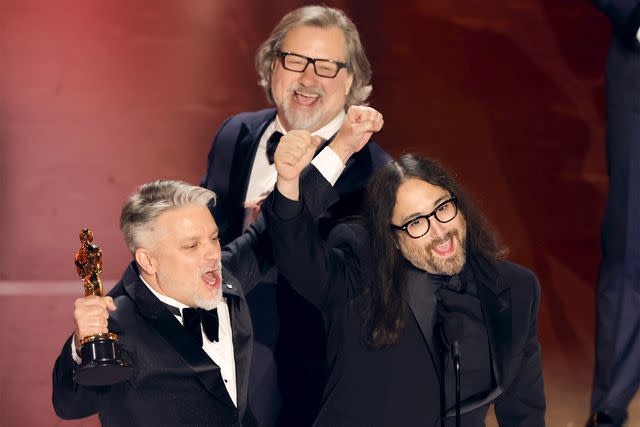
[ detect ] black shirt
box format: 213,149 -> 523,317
426,266 -> 493,413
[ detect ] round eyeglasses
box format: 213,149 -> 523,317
277,50 -> 349,78
390,196 -> 458,239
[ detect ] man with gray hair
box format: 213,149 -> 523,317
52,180 -> 271,426
200,5 -> 390,425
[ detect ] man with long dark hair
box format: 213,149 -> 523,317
263,132 -> 546,425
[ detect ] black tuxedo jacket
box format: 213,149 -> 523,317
200,108 -> 390,245
263,168 -> 546,426
52,226 -> 271,427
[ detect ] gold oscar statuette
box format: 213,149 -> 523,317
73,228 -> 132,386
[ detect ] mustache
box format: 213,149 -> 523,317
288,83 -> 325,98
197,260 -> 221,275
426,229 -> 460,252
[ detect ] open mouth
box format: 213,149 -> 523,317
293,89 -> 321,106
432,237 -> 454,257
201,269 -> 221,288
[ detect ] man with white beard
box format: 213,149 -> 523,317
200,5 -> 389,425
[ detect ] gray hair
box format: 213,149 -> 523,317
255,5 -> 372,108
120,179 -> 216,253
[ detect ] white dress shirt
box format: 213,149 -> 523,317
71,275 -> 238,407
243,111 -> 347,206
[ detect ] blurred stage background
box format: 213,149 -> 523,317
1,0 -> 637,425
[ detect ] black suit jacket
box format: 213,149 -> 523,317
263,168 -> 546,426
52,225 -> 271,427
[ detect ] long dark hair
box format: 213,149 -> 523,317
362,154 -> 507,348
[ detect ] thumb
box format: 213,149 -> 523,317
105,296 -> 117,312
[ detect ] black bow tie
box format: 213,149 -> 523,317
266,131 -> 283,164
183,307 -> 219,345
164,303 -> 219,345
431,274 -> 465,293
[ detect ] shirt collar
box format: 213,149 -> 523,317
139,274 -> 189,312
274,110 -> 346,140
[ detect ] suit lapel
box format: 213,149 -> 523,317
469,253 -> 512,391
121,263 -> 236,408
219,266 -> 252,418
228,112 -> 274,211
404,266 -> 441,377
214,110 -> 275,243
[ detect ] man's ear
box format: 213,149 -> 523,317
344,72 -> 354,96
135,248 -> 156,275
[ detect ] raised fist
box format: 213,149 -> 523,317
273,130 -> 323,182
330,106 -> 384,162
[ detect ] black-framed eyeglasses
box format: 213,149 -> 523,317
390,196 -> 458,239
276,50 -> 349,78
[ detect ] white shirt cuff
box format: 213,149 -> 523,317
311,147 -> 345,186
637,26 -> 640,43
70,338 -> 82,365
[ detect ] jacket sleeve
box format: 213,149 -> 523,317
221,215 -> 273,295
263,167 -> 364,311
494,274 -> 546,426
51,335 -> 108,420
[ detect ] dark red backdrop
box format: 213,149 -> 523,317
0,0 -> 613,424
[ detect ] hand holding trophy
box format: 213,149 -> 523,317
73,229 -> 132,386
